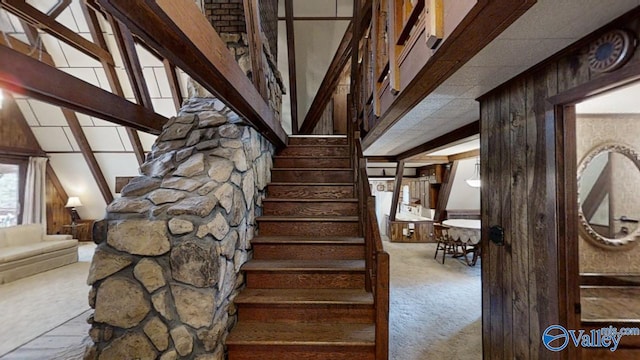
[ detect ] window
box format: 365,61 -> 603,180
0,158 -> 27,228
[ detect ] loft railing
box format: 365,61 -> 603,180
350,120 -> 389,359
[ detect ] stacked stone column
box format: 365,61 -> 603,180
85,97 -> 273,359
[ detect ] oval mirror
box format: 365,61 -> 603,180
577,143 -> 640,250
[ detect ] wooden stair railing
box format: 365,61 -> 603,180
353,134 -> 390,359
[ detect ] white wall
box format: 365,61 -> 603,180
446,158 -> 480,210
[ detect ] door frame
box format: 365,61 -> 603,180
550,66 -> 640,360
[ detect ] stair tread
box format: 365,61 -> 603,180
236,288 -> 373,305
274,155 -> 350,159
257,216 -> 359,222
242,259 -> 365,271
283,145 -> 349,147
262,198 -> 358,203
268,182 -> 353,186
272,168 -> 352,171
252,236 -> 364,244
226,322 -> 375,346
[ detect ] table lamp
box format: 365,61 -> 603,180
65,197 -> 83,225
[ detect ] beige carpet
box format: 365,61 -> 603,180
385,239 -> 482,360
0,241 -> 480,359
0,243 -> 95,356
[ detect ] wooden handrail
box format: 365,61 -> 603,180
352,135 -> 389,359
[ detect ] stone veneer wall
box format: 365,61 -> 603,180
84,96 -> 274,359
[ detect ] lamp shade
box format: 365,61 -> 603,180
65,196 -> 83,208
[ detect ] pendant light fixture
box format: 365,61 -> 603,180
465,158 -> 481,188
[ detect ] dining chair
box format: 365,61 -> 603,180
433,224 -> 454,264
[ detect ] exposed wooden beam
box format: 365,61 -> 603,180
396,121 -> 479,160
405,155 -> 450,163
0,45 -> 165,134
17,19 -> 115,204
79,3 -> 146,165
448,149 -> 480,162
277,16 -> 353,21
1,0 -> 115,65
434,161 -> 457,222
361,0 -> 536,149
47,0 -> 71,19
243,0 -> 268,100
63,108 -> 114,204
96,0 -> 286,147
389,160 -> 405,222
284,0 -> 299,134
109,17 -> 154,110
366,156 -> 397,163
163,59 -> 183,111
299,21 -> 354,133
0,30 -> 54,66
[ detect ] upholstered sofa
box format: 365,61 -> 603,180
0,224 -> 78,284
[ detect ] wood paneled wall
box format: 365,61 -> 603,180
0,94 -> 71,235
479,9 -> 640,360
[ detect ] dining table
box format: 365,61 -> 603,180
442,219 -> 481,266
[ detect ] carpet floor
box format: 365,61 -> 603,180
0,241 -> 481,359
0,243 -> 95,357
385,239 -> 482,360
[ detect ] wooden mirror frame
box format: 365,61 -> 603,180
577,143 -> 640,250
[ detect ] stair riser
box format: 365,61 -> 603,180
237,305 -> 374,323
273,157 -> 351,168
271,170 -> 352,183
258,222 -> 359,237
267,185 -> 355,199
288,137 -> 348,146
278,146 -> 349,157
229,346 -> 374,360
245,272 -> 365,289
252,244 -> 364,260
263,201 -> 358,216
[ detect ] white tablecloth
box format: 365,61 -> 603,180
442,219 -> 481,245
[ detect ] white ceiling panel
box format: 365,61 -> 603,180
137,131 -> 157,152
25,0 -> 57,14
94,153 -> 141,194
117,127 -> 134,152
577,81 -> 640,114
40,34 -> 69,67
54,6 -> 80,33
115,68 -> 136,99
0,9 -> 16,32
153,68 -> 173,98
93,67 -> 112,92
74,113 -> 95,126
15,99 -> 39,126
59,40 -> 102,67
104,33 -> 124,68
48,153 -> 108,220
28,99 -> 67,126
91,117 -> 118,127
62,127 -> 81,152
336,0 -> 353,17
294,0 -> 336,17
277,0 -> 284,17
277,21 -> 292,133
82,127 -> 126,151
135,43 -> 163,67
68,1 -> 90,33
31,126 -> 73,151
151,98 -> 178,118
143,67 -> 162,98
61,67 -> 101,88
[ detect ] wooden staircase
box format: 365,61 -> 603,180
227,136 -> 388,359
